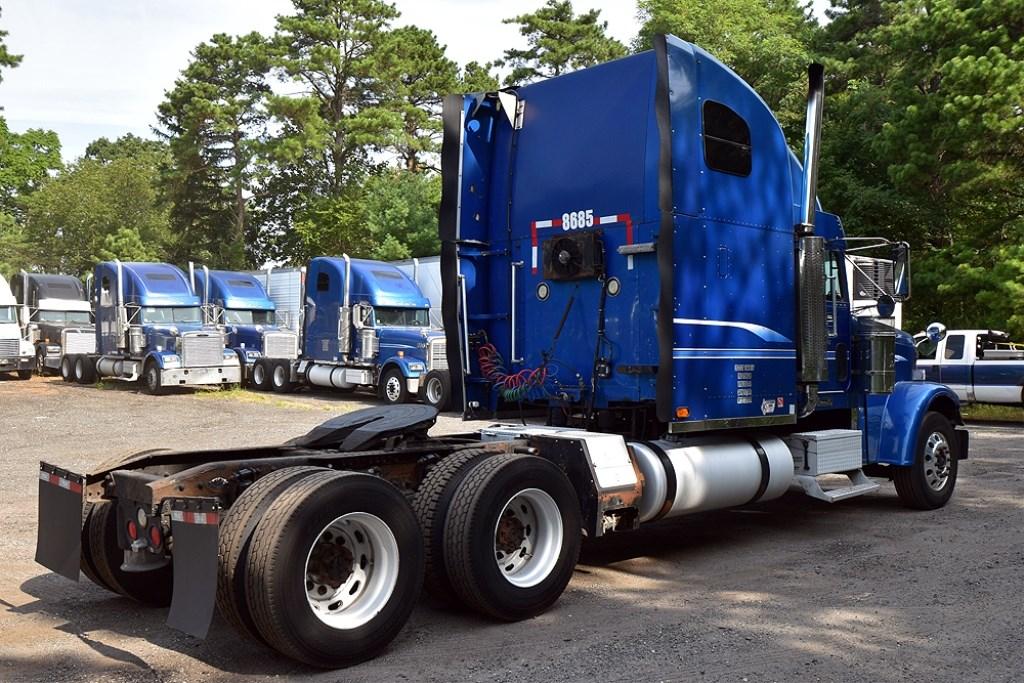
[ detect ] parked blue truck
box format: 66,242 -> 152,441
36,35 -> 968,669
244,256 -> 451,408
191,266 -> 300,390
62,260 -> 241,392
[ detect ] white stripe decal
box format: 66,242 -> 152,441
535,219 -> 554,229
532,246 -> 538,269
673,318 -> 792,343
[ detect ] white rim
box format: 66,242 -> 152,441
385,375 -> 402,402
273,364 -> 287,387
253,363 -> 265,386
426,376 -> 443,405
923,431 -> 952,492
493,488 -> 563,588
304,512 -> 400,630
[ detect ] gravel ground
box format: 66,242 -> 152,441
1,374 -> 1022,683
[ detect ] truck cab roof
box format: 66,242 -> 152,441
0,275 -> 15,306
194,269 -> 275,312
94,262 -> 200,307
11,273 -> 90,311
307,257 -> 430,309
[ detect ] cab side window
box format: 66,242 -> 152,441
943,335 -> 965,360
702,101 -> 752,177
100,277 -> 112,306
316,272 -> 330,292
824,253 -> 844,300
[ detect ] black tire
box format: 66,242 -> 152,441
17,368 -> 32,380
74,355 -> 96,385
217,466 -> 328,644
250,359 -> 271,392
86,500 -> 173,606
443,453 -> 581,621
412,449 -> 494,602
60,355 -> 75,383
270,360 -> 295,393
142,361 -> 164,395
80,501 -> 114,591
894,411 -> 960,510
35,346 -> 46,375
380,366 -> 408,405
419,370 -> 451,411
245,471 -> 423,668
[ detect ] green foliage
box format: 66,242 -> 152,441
0,117 -> 62,217
0,7 -> 22,84
817,0 -> 1024,336
361,170 -> 441,260
636,0 -> 815,139
157,32 -> 270,269
498,0 -> 627,86
21,139 -> 172,276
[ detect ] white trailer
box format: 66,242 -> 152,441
249,267 -> 305,334
392,256 -> 442,328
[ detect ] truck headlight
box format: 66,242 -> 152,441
408,362 -> 425,372
163,355 -> 181,369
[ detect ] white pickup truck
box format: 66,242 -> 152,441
915,326 -> 1024,405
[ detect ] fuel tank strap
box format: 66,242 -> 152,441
638,440 -> 676,521
742,437 -> 772,504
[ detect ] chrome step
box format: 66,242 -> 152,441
794,469 -> 880,503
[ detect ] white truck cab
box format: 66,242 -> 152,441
0,276 -> 34,379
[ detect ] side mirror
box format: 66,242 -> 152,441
876,294 -> 896,318
892,242 -> 911,300
926,322 -> 947,343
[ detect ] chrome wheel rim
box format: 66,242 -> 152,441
252,363 -> 265,386
304,512 -> 399,630
273,364 -> 286,387
923,431 -> 952,492
75,359 -> 84,381
426,377 -> 443,405
493,488 -> 563,588
385,375 -> 402,402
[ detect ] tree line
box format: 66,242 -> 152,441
0,0 -> 1021,336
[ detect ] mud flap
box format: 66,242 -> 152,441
165,507 -> 220,639
34,463 -> 85,581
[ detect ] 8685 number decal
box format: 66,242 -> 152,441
561,209 -> 594,230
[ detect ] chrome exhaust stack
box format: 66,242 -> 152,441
796,64 -> 828,416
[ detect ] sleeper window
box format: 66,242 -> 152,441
703,101 -> 752,177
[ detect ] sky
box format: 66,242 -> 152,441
0,0 -> 830,161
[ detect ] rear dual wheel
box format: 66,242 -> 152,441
60,355 -> 75,382
81,500 -> 173,606
417,452 -> 581,621
220,469 -> 422,668
74,356 -> 96,385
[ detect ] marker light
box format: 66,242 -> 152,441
675,407 -> 690,419
127,520 -> 139,540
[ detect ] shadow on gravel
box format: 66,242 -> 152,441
5,576 -> 305,678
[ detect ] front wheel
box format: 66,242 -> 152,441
17,369 -> 32,380
443,453 -> 581,621
380,367 -> 408,405
142,362 -> 165,395
245,471 -> 423,668
35,346 -> 46,375
893,411 -> 959,510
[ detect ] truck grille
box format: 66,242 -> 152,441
0,339 -> 18,356
180,334 -> 224,367
63,330 -> 95,354
263,332 -> 298,359
429,338 -> 447,371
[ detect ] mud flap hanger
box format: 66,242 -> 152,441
164,497 -> 221,639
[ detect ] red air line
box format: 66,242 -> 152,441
530,213 -> 634,274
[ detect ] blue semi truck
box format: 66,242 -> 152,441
190,266 -> 300,390
240,256 -> 451,408
36,36 -> 968,669
62,260 -> 241,392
